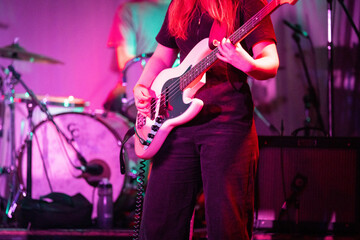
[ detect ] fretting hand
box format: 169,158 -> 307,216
216,37 -> 254,74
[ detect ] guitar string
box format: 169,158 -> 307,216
149,48 -> 219,113
157,0 -> 276,108
145,0 -> 276,116
149,0 -> 275,111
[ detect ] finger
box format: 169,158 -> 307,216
221,38 -> 231,48
217,40 -> 224,53
138,110 -> 150,118
223,42 -> 235,53
217,46 -> 230,60
217,41 -> 228,54
136,94 -> 152,105
137,105 -> 150,113
140,93 -> 152,100
216,52 -> 229,63
136,102 -> 150,110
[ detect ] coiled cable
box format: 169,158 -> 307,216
132,159 -> 147,240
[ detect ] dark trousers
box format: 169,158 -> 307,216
139,120 -> 259,240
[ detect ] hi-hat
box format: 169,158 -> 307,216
0,43 -> 64,64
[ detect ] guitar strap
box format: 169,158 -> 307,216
119,126 -> 135,174
209,20 -> 227,50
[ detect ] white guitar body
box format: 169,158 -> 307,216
134,38 -> 211,159
133,0 -> 299,159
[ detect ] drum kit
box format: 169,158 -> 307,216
0,41 -> 146,226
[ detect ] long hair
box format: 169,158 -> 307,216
168,0 -> 240,39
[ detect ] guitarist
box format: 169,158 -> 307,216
133,0 -> 279,239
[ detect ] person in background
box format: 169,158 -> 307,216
103,0 -> 170,228
103,0 -> 170,115
133,0 -> 279,239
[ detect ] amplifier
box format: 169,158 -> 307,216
255,136 -> 360,233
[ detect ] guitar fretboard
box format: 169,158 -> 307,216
179,0 -> 281,90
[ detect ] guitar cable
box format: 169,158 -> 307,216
118,126 -> 147,239
132,159 -> 147,240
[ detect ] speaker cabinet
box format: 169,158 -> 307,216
255,136 -> 360,233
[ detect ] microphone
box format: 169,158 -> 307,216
78,163 -> 104,175
283,20 -> 309,38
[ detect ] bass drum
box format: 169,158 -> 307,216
18,111 -> 143,219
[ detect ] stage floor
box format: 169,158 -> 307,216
0,228 -> 359,240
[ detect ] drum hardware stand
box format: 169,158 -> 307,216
6,184 -> 25,219
7,65 -> 91,199
0,66 -> 26,223
0,68 -> 5,138
24,96 -> 36,199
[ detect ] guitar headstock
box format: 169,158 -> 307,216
279,0 -> 299,5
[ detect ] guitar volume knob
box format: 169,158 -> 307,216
156,116 -> 164,123
151,125 -> 159,131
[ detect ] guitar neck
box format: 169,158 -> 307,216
229,0 -> 282,44
180,0 -> 283,89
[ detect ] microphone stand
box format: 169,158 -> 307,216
336,0 -> 360,136
1,67 -> 21,221
291,33 -> 325,136
327,0 -> 334,136
327,0 -> 360,137
337,0 -> 360,40
7,65 -> 88,198
0,73 -> 4,138
254,107 -> 280,135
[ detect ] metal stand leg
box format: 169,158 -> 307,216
24,101 -> 35,198
1,67 -> 22,223
6,185 -> 26,219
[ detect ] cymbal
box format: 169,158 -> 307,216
0,43 -> 64,64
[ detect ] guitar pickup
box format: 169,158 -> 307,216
150,97 -> 156,120
159,87 -> 172,116
151,125 -> 160,131
156,116 -> 164,124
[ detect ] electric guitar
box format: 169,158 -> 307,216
134,0 -> 298,159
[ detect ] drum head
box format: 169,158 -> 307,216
18,112 -> 136,218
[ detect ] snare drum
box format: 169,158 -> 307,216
13,94 -> 88,141
17,111 -> 143,219
121,53 -> 152,121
